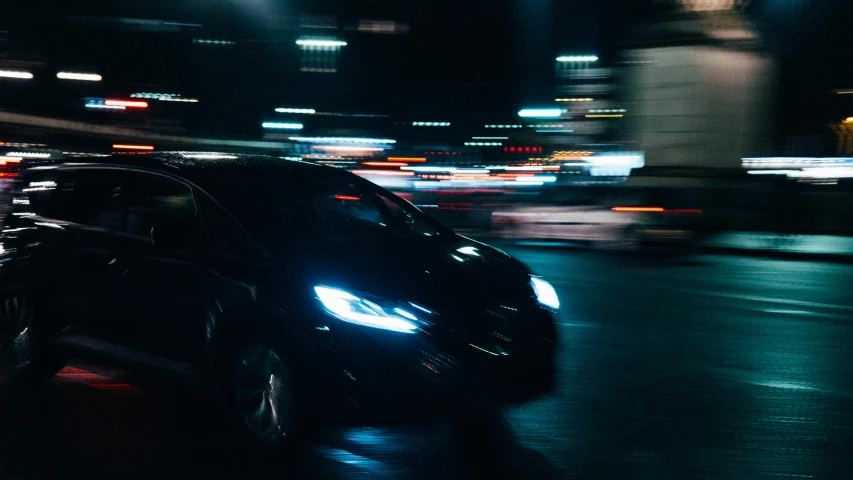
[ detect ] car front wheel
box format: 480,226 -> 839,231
221,339 -> 300,450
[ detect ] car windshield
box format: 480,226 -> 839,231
202,168 -> 450,249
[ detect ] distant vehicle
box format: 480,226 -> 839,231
0,153 -> 558,451
491,186 -> 705,249
492,203 -> 643,249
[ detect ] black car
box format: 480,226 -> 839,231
0,153 -> 558,448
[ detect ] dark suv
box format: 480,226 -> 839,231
0,153 -> 558,447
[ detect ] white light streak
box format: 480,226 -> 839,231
0,70 -> 33,79
556,55 -> 598,62
275,108 -> 316,114
56,72 -> 102,81
262,122 -> 304,130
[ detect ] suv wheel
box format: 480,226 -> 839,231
222,339 -> 299,449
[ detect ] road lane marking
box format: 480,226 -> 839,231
687,290 -> 853,312
750,381 -> 818,391
759,308 -> 850,319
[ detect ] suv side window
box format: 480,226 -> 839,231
197,191 -> 265,258
125,172 -> 199,246
53,169 -> 130,232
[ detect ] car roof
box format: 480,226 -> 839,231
26,151 -> 338,189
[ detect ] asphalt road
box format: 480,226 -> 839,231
3,247 -> 853,479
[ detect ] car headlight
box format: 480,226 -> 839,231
530,276 -> 560,309
314,286 -> 420,334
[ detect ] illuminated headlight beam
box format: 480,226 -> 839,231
530,277 -> 560,309
314,286 -> 419,333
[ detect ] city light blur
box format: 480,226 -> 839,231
3,1 -> 853,478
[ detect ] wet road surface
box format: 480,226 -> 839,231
2,247 -> 853,479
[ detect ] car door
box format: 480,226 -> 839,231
39,168 -> 134,342
113,171 -> 211,366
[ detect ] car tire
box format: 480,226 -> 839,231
218,333 -> 305,459
0,285 -> 65,385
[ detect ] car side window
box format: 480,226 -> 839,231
53,169 -> 130,232
197,191 -> 265,258
124,172 -> 199,247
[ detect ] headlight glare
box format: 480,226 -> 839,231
314,286 -> 420,333
530,276 -> 560,309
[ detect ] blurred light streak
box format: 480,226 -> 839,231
412,122 -> 450,126
0,70 -> 33,79
7,152 -> 49,158
387,157 -> 426,162
262,122 -> 303,130
179,153 -> 237,159
518,109 -> 562,118
131,92 -> 178,98
746,170 -> 800,175
589,109 -> 626,113
362,162 -> 406,167
472,136 -> 508,140
159,97 -> 198,103
112,144 -> 154,150
556,98 -> 593,102
290,137 -> 395,144
296,39 -> 347,47
275,108 -> 315,114
585,114 -> 623,118
85,104 -> 125,110
104,100 -> 148,108
315,145 -> 383,152
836,90 -> 853,95
334,195 -> 361,201
612,207 -> 664,212
56,72 -> 102,81
556,55 -> 598,62
537,129 -> 574,133
485,124 -> 522,129
351,170 -> 414,176
193,39 -> 235,45
845,117 -> 853,124
402,166 -> 456,172
465,142 -> 501,146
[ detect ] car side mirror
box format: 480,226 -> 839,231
151,221 -> 197,251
